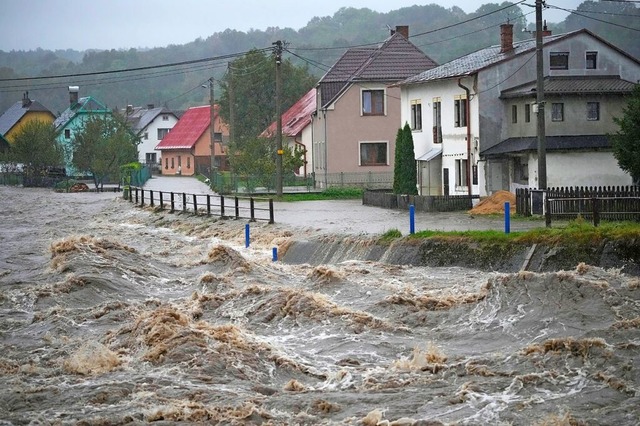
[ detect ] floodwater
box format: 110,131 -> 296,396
0,185 -> 639,425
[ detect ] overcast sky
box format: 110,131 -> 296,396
0,0 -> 580,51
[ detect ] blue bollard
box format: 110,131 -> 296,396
245,223 -> 250,248
409,204 -> 415,235
272,247 -> 278,262
504,201 -> 510,234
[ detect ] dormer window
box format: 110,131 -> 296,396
550,52 -> 569,70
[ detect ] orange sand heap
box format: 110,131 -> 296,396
469,190 -> 516,215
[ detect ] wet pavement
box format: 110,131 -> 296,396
143,175 -> 546,235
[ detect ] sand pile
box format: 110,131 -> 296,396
469,190 -> 516,215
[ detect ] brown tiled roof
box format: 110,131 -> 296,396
318,32 -> 437,108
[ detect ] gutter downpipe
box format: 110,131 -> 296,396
323,108 -> 328,188
458,78 -> 472,199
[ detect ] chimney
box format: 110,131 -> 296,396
126,105 -> 133,114
395,25 -> 409,39
69,86 -> 79,106
534,20 -> 552,38
500,23 -> 514,53
22,91 -> 32,108
147,104 -> 155,109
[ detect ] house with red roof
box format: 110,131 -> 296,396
155,105 -> 228,176
262,88 -> 316,177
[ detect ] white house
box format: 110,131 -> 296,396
399,25 -> 640,196
124,104 -> 179,169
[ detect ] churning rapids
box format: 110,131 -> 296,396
1,186 -> 639,425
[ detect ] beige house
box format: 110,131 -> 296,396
311,26 -> 437,188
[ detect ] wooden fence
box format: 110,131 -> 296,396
128,187 -> 274,223
515,186 -> 640,224
363,190 -> 477,212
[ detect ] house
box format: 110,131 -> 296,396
0,92 -> 55,142
312,25 -> 438,188
399,25 -> 640,196
262,88 -> 316,177
123,104 -> 179,169
155,105 -> 228,176
53,86 -> 111,176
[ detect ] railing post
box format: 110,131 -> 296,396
193,194 -> 198,215
504,201 -> 510,234
207,194 -> 211,216
170,192 -> 175,212
182,193 -> 187,213
141,189 -> 145,206
235,196 -> 240,219
545,197 -> 551,227
220,195 -> 225,218
135,187 -> 139,204
593,197 -> 600,227
409,204 -> 415,234
150,190 -> 154,207
159,191 -> 163,210
269,199 -> 274,224
250,198 -> 256,222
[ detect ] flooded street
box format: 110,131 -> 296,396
0,185 -> 638,425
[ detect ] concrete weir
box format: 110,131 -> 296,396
280,237 -> 640,275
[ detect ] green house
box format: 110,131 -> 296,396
54,87 -> 110,177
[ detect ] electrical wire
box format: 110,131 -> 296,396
547,3 -> 640,31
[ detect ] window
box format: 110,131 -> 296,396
359,142 -> 388,166
511,105 -> 518,124
455,159 -> 468,188
525,104 -> 531,123
550,52 -> 569,70
171,157 -> 174,169
157,128 -> 170,140
162,115 -> 169,121
362,89 -> 385,115
410,100 -> 422,130
214,132 -> 223,142
144,132 -> 148,140
145,153 -> 157,164
64,129 -> 71,139
433,98 -> 442,144
586,52 -> 597,69
187,157 -> 191,169
552,103 -> 564,122
454,96 -> 467,127
587,102 -> 600,121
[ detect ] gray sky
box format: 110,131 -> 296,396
0,0 -> 580,51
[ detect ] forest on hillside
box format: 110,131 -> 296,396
0,1 -> 638,116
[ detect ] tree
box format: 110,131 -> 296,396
4,119 -> 64,187
72,113 -> 139,190
611,84 -> 640,184
393,123 -> 418,195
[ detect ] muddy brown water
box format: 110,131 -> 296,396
0,186 -> 638,425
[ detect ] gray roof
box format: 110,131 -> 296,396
481,135 -> 610,156
500,75 -> 637,98
318,32 -> 438,108
400,31 -> 579,85
53,96 -> 109,129
0,100 -> 53,135
125,106 -> 177,133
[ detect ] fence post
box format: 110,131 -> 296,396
545,198 -> 551,227
159,191 -> 163,210
193,194 -> 198,215
150,190 -> 154,207
235,196 -> 240,219
135,187 -> 139,204
272,247 -> 278,262
220,195 -> 225,218
250,198 -> 256,222
182,193 -> 187,213
593,197 -> 600,227
245,223 -> 250,248
409,204 -> 415,234
207,194 -> 211,216
170,192 -> 175,212
269,199 -> 274,224
504,201 -> 510,234
141,189 -> 145,206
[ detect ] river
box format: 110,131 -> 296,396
0,185 -> 638,425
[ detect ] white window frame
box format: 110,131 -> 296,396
410,99 -> 422,130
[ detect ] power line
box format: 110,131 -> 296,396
547,3 -> 640,31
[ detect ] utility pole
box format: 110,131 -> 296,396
535,0 -> 547,189
208,77 -> 216,190
228,64 -> 235,191
274,40 -> 284,197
